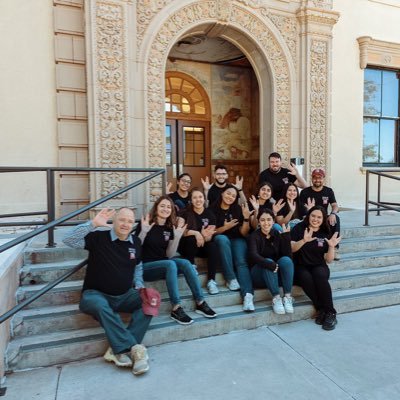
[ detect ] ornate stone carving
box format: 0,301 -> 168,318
357,36 -> 400,70
145,1 -> 292,194
309,40 -> 328,172
96,2 -> 128,197
301,0 -> 332,10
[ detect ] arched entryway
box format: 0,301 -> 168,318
165,72 -> 211,187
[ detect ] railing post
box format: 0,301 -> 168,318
364,170 -> 369,226
377,174 -> 381,216
46,169 -> 56,247
161,169 -> 166,195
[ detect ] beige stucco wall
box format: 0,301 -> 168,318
331,0 -> 400,208
0,0 -> 58,213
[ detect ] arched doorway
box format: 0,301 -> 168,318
165,72 -> 211,187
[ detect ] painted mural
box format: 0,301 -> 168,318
211,66 -> 253,160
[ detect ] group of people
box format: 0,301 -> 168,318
63,152 -> 341,376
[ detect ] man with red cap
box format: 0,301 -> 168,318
299,168 -> 340,243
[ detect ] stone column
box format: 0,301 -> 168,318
296,0 -> 339,180
85,0 -> 134,207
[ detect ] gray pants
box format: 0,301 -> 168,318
79,288 -> 152,354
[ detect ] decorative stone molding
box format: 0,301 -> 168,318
91,1 -> 129,198
145,1 -> 293,197
309,39 -> 328,172
301,0 -> 332,10
357,36 -> 400,69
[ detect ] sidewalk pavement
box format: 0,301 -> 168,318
3,305 -> 400,400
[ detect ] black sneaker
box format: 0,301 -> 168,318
170,306 -> 194,325
315,310 -> 326,325
322,312 -> 337,331
195,301 -> 217,318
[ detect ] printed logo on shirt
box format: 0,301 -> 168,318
282,178 -> 289,184
225,213 -> 233,222
317,238 -> 325,247
202,218 -> 209,227
128,247 -> 136,259
163,231 -> 171,241
322,196 -> 329,205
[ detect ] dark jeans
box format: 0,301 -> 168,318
178,235 -> 220,280
295,263 -> 336,314
79,288 -> 152,355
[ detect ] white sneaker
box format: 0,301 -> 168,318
283,296 -> 294,314
272,297 -> 285,315
104,347 -> 132,367
226,278 -> 240,291
207,279 -> 219,295
243,293 -> 255,312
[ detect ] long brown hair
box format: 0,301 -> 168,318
149,195 -> 177,229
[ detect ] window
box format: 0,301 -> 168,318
363,68 -> 399,166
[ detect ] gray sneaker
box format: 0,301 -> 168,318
226,278 -> 240,291
104,347 -> 132,368
130,344 -> 149,375
207,279 -> 219,295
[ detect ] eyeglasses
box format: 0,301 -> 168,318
180,179 -> 192,184
215,173 -> 228,176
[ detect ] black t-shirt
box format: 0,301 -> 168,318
169,191 -> 190,210
299,186 -> 337,212
180,208 -> 216,232
209,203 -> 244,239
138,224 -> 174,263
83,230 -> 141,295
258,168 -> 296,200
291,222 -> 330,267
277,201 -> 306,221
207,184 -> 226,205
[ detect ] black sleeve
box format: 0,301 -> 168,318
290,223 -> 304,242
278,231 -> 292,258
247,231 -> 277,271
134,236 -> 142,264
328,188 -> 337,204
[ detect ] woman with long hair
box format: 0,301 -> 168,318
209,185 -> 255,312
276,183 -> 306,229
248,209 -> 294,314
138,195 -> 217,325
178,188 -> 220,294
291,206 -> 341,330
248,181 -> 285,231
167,173 -> 192,211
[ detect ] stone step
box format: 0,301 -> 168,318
12,265 -> 400,337
341,224 -> 400,238
19,260 -> 87,285
339,235 -> 400,253
7,282 -> 400,371
23,246 -> 87,265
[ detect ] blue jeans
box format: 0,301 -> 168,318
213,235 -> 253,297
251,256 -> 294,297
79,288 -> 152,355
143,258 -> 204,306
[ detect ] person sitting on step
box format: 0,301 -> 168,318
178,188 -> 220,295
247,208 -> 295,315
63,207 -> 151,376
290,206 -> 341,331
137,195 -> 217,325
167,172 -> 192,211
208,184 -> 255,312
276,183 -> 307,230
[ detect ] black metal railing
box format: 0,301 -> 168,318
364,169 -> 400,226
0,166 -> 165,325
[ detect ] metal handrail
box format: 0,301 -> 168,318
0,167 -> 166,324
364,168 -> 400,226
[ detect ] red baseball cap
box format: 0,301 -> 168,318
311,168 -> 325,178
140,288 -> 161,316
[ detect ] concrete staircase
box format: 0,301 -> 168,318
5,224 -> 400,371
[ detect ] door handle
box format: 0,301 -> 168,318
179,164 -> 183,174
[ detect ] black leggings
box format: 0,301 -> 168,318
295,263 -> 336,314
178,236 -> 219,281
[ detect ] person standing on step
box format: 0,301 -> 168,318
208,184 -> 255,312
138,195 -> 217,325
178,188 -> 221,295
247,209 -> 295,315
202,164 -> 247,206
259,152 -> 307,201
290,206 -> 341,331
167,173 -> 192,212
62,207 -> 151,376
299,168 -> 340,259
